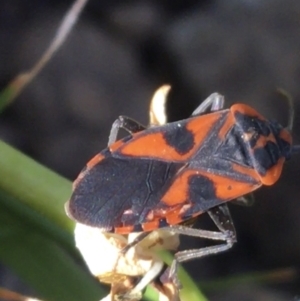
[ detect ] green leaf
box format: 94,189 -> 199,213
0,195 -> 105,301
0,140 -> 72,232
0,141 -> 105,301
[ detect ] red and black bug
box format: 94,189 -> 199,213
65,89 -> 299,286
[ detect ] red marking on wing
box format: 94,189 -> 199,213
114,225 -> 134,234
231,163 -> 261,184
86,153 -> 105,169
185,111 -> 224,154
116,112 -> 223,162
162,167 -> 261,208
141,220 -> 160,232
218,110 -> 234,140
202,169 -> 261,200
142,205 -> 197,230
164,207 -> 191,225
161,170 -> 193,206
109,139 -> 126,152
120,132 -> 182,159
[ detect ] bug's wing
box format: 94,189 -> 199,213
66,154 -> 184,232
149,165 -> 262,226
110,110 -> 228,163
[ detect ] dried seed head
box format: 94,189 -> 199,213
149,85 -> 171,126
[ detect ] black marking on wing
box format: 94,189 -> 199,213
163,122 -> 195,155
68,152 -> 182,230
181,174 -> 223,219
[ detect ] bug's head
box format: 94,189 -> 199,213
231,104 -> 293,186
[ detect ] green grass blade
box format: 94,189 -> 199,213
0,140 -> 106,300
0,140 -> 72,232
0,190 -> 105,301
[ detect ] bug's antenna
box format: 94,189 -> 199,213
276,88 -> 294,131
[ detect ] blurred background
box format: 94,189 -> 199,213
1,0 -> 300,300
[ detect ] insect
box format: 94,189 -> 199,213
65,87 -> 299,288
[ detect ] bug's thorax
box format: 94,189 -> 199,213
231,104 -> 292,185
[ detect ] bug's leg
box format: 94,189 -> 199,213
192,93 -> 225,116
165,204 -> 236,288
208,204 -> 237,239
120,231 -> 151,254
108,116 -> 146,146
